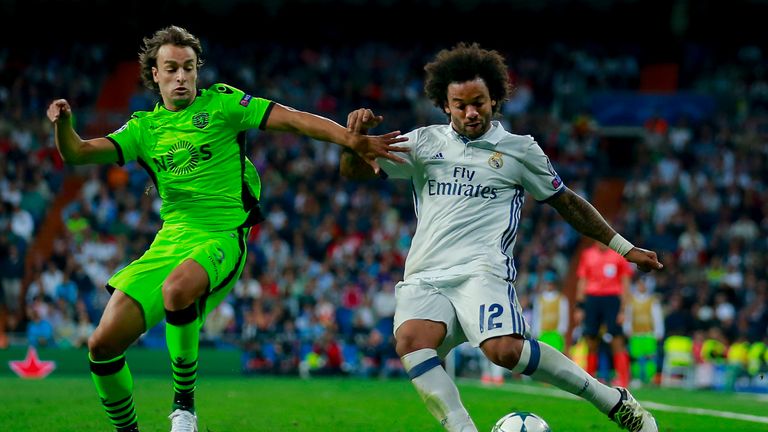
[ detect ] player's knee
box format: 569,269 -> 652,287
395,334 -> 435,357
162,269 -> 207,310
395,336 -> 417,357
162,281 -> 182,309
162,279 -> 196,311
395,321 -> 445,357
88,332 -> 123,361
484,336 -> 524,369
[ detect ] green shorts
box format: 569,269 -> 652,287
539,330 -> 565,353
629,334 -> 658,357
107,225 -> 248,331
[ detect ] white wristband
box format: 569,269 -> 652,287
608,233 -> 634,256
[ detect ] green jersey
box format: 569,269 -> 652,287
108,83 -> 272,230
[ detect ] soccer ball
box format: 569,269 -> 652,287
492,411 -> 552,432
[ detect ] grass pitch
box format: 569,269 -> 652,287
0,375 -> 766,431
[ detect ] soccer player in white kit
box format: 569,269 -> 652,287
341,42 -> 662,432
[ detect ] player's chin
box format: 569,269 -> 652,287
171,95 -> 194,108
462,123 -> 486,138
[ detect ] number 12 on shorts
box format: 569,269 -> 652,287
479,303 -> 503,333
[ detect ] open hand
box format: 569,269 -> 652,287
346,108 -> 408,173
350,132 -> 409,173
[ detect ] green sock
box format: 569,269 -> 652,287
89,353 -> 139,431
165,304 -> 200,413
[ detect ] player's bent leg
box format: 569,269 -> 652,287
484,336 -> 618,409
162,259 -> 209,311
394,319 -> 447,357
483,336 -> 656,431
90,290 -> 147,360
163,259 -> 208,431
88,290 -> 146,432
480,334 -> 525,370
396,320 -> 477,432
165,303 -> 201,418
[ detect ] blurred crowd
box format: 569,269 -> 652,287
0,39 -> 767,388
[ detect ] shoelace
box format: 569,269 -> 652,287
614,398 -> 644,432
170,410 -> 196,432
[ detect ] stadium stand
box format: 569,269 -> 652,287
1,0 -> 767,393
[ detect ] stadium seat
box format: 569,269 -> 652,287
375,317 -> 394,337
335,307 -> 355,338
342,342 -> 360,373
262,342 -> 277,363
140,321 -> 167,349
299,342 -> 314,360
661,335 -> 694,388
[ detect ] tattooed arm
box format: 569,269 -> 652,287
547,187 -> 616,245
547,187 -> 663,272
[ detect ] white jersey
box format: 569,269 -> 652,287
378,121 -> 565,281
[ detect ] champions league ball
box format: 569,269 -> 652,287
492,411 -> 552,432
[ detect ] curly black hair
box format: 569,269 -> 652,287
424,42 -> 511,116
138,25 -> 204,93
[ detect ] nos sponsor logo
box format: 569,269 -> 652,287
152,141 -> 213,174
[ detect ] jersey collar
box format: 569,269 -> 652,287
449,121 -> 507,146
156,89 -> 203,113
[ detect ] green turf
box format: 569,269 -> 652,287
0,375 -> 765,431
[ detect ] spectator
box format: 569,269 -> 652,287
360,328 -> 387,378
10,202 -> 34,243
664,293 -> 693,337
26,306 -> 55,347
55,271 -> 78,307
310,330 -> 345,376
50,298 -> 77,347
0,243 -> 24,325
73,300 -> 95,348
203,300 -> 236,346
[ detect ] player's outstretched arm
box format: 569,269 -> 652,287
46,99 -> 118,165
340,148 -> 378,180
340,108 -> 385,180
547,187 -> 663,272
263,103 -> 408,173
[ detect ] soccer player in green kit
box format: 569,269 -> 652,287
46,25 -> 407,432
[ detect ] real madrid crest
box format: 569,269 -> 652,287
488,151 -> 503,169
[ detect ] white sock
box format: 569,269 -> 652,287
402,349 -> 478,432
514,339 -> 621,415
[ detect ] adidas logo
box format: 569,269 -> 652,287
430,152 -> 444,160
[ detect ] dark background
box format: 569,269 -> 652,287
3,0 -> 768,60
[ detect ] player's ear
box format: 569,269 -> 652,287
152,67 -> 159,83
443,103 -> 450,114
491,100 -> 497,107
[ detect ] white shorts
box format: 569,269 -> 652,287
393,273 -> 530,358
